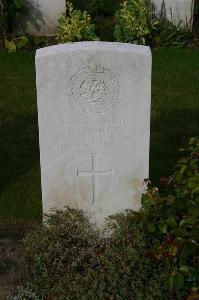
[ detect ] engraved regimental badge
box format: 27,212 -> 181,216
68,66 -> 120,114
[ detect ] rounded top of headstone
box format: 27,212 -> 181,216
36,42 -> 151,60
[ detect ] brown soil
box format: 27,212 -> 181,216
0,220 -> 40,299
0,235 -> 25,300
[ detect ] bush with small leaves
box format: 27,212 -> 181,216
57,2 -> 99,43
131,137 -> 199,298
113,0 -> 191,47
23,208 -> 169,299
114,0 -> 150,45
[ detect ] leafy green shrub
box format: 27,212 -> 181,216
113,0 -> 191,47
131,137 -> 199,297
4,35 -> 29,52
57,2 -> 99,43
4,36 -> 58,52
114,0 -> 150,45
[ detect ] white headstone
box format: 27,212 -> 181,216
36,42 -> 151,227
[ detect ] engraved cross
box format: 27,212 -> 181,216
77,153 -> 113,204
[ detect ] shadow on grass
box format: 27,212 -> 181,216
150,106 -> 199,184
0,112 -> 40,195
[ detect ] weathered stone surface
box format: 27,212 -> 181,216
36,42 -> 151,227
21,0 -> 65,35
153,0 -> 194,29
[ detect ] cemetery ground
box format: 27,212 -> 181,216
0,48 -> 198,298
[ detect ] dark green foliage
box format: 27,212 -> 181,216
24,209 -> 168,299
0,0 -> 27,37
193,0 -> 199,33
150,20 -> 192,48
71,0 -> 122,17
4,36 -> 58,52
114,0 -> 150,45
57,2 -> 99,43
113,0 -> 192,47
131,138 -> 199,297
5,35 -> 29,52
94,16 -> 115,41
0,0 -> 5,45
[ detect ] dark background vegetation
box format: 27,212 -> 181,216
71,0 -> 122,16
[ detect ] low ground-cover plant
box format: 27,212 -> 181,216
4,35 -> 57,52
4,35 -> 29,52
23,209 -> 168,299
57,2 -> 99,43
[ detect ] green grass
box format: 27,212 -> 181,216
0,48 -> 198,221
151,48 -> 199,183
0,52 -> 41,221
